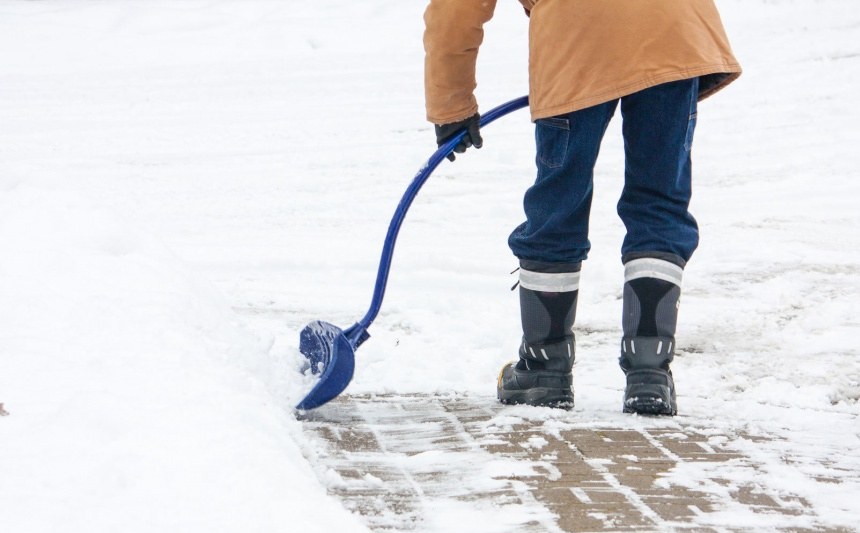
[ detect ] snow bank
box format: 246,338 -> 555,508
0,180 -> 365,532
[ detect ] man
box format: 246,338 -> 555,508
424,0 -> 741,414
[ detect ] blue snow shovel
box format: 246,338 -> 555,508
296,96 -> 529,410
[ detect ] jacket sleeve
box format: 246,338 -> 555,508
423,0 -> 497,125
518,0 -> 535,14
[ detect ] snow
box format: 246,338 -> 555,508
0,182 -> 366,532
1,0 -> 859,531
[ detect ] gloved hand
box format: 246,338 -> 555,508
435,113 -> 483,162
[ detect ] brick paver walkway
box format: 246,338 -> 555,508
300,395 -> 852,532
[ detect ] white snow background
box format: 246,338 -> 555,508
1,0 -> 859,531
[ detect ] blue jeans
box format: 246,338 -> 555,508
509,78 -> 700,265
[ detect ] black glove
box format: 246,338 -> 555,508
435,113 -> 483,162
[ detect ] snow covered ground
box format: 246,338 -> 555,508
1,0 -> 858,531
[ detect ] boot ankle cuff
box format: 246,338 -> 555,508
620,336 -> 675,371
520,337 -> 575,370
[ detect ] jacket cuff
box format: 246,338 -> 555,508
427,104 -> 479,125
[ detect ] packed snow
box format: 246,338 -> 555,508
1,0 -> 858,531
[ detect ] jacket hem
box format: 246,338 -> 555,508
529,64 -> 742,121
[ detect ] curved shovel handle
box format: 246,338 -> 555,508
355,96 -> 530,333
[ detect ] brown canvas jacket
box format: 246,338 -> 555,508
424,0 -> 742,124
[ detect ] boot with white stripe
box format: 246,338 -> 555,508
620,255 -> 684,415
497,262 -> 578,408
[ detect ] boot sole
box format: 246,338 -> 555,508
623,397 -> 677,416
498,387 -> 574,409
623,382 -> 677,416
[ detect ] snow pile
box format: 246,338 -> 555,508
0,180 -> 364,532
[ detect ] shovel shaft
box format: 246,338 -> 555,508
358,96 -> 529,330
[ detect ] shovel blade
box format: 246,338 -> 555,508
295,321 -> 358,410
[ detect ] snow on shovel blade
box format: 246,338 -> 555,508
295,321 -> 367,410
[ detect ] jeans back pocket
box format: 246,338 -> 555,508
536,117 -> 570,169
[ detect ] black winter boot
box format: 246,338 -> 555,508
620,254 -> 684,416
498,261 -> 579,408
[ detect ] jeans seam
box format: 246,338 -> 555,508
684,114 -> 697,152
